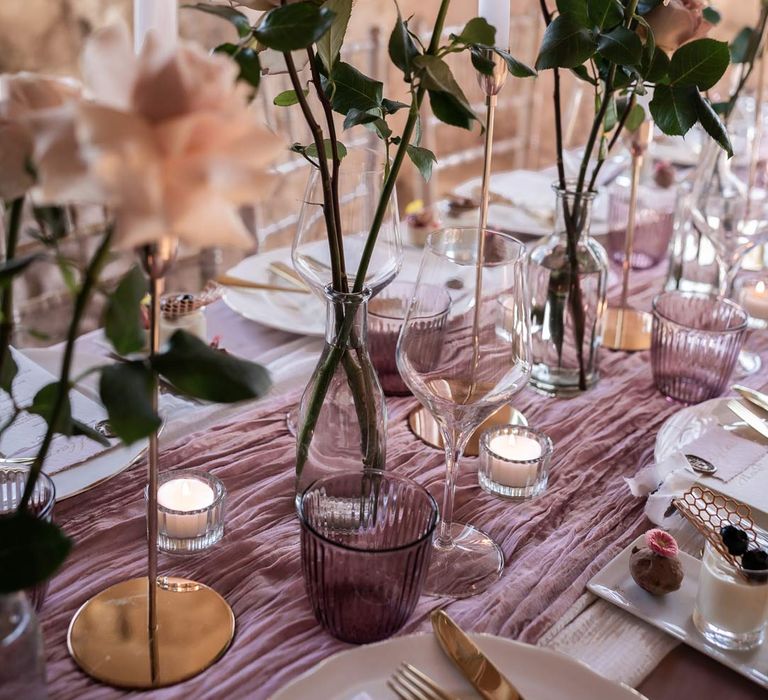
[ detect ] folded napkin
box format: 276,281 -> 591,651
626,426 -> 766,527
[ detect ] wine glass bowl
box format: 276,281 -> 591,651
396,228 -> 531,598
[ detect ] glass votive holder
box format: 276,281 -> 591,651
368,281 -> 450,396
651,291 -> 748,404
478,426 -> 554,500
693,539 -> 768,651
0,466 -> 56,610
734,275 -> 768,330
146,470 -> 226,554
298,471 -> 438,644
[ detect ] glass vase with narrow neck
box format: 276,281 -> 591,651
0,592 -> 47,699
528,185 -> 608,397
295,286 -> 386,502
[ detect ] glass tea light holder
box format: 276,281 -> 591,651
146,471 -> 226,554
478,426 -> 554,500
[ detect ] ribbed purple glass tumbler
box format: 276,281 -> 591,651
298,471 -> 438,644
651,291 -> 748,404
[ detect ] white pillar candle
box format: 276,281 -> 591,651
157,477 -> 215,539
488,433 -> 542,488
740,280 -> 768,321
134,0 -> 178,54
479,0 -> 511,49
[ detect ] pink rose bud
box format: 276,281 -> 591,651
645,529 -> 679,558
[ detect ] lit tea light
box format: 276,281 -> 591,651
479,426 -> 554,500
739,279 -> 768,321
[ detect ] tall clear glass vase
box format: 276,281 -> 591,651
0,592 -> 47,699
528,186 -> 608,396
295,286 -> 386,500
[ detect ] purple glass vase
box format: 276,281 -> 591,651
651,291 -> 748,404
298,471 -> 438,644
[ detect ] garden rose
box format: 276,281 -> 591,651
645,0 -> 712,54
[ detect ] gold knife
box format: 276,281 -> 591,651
727,400 -> 768,440
431,610 -> 524,700
733,384 -> 768,414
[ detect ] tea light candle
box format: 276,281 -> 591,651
740,280 -> 768,321
157,477 -> 214,539
478,0 -> 511,48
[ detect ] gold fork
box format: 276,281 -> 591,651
387,663 -> 459,700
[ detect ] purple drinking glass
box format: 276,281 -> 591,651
0,466 -> 56,611
298,471 -> 438,644
651,291 -> 748,404
368,282 -> 450,396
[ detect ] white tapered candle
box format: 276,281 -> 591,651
134,0 -> 178,54
479,0 -> 511,49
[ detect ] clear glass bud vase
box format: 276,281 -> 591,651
528,186 -> 608,396
0,592 -> 47,699
295,286 -> 386,500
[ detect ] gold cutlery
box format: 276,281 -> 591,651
726,400 -> 768,440
267,261 -> 309,290
733,384 -> 768,414
214,275 -> 310,294
388,662 -> 459,700
431,610 -> 524,700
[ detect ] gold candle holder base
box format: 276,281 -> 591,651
68,576 -> 235,689
408,404 -> 527,457
602,307 -> 653,351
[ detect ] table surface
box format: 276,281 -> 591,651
33,237 -> 768,699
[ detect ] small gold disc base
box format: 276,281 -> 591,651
408,404 -> 527,457
67,576 -> 235,689
602,307 -> 653,351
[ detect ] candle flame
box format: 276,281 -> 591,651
181,480 -> 191,497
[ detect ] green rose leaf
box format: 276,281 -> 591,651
636,0 -> 663,15
316,0 -> 352,70
382,98 -> 409,114
388,11 -> 420,81
730,27 -> 755,64
406,145 -> 437,182
0,346 -> 17,393
427,90 -> 476,130
0,253 -> 44,288
452,17 -> 495,47
29,382 -> 72,436
273,89 -> 308,107
328,61 -> 383,115
597,26 -> 643,66
182,3 -> 251,38
470,48 -> 496,76
151,331 -> 272,403
0,513 -> 72,593
668,38 -> 730,90
104,265 -> 147,357
214,43 -> 261,90
603,95 -> 618,132
650,83 -> 698,136
702,7 -> 721,25
304,139 -> 348,160
571,64 -> 597,85
694,92 -> 733,157
413,56 -> 473,113
343,108 -> 381,130
625,103 -> 646,132
367,118 -> 392,141
535,14 -> 597,70
556,0 -> 589,26
493,48 -> 537,78
253,2 -> 335,52
99,362 -> 160,445
643,46 -> 670,83
588,0 -> 624,30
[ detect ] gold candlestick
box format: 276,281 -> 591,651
409,49 -> 527,449
603,121 -> 654,351
68,239 -> 235,688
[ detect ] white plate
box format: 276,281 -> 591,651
589,536 -> 768,689
654,397 -> 768,524
21,349 -> 147,500
271,632 -> 643,700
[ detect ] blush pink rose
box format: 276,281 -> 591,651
645,0 -> 712,54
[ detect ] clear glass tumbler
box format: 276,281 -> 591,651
651,291 -> 748,404
298,471 -> 438,644
693,540 -> 768,650
368,282 -> 451,396
0,467 -> 56,611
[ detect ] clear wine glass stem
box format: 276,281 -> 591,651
435,424 -> 472,549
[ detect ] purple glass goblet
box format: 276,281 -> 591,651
651,291 -> 748,404
298,471 -> 438,644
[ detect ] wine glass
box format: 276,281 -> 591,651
396,228 -> 532,598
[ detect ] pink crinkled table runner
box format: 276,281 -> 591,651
40,266 -> 768,699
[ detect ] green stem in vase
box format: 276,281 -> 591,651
18,225 -> 114,510
0,197 -> 24,383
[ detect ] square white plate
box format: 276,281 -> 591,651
588,536 -> 768,689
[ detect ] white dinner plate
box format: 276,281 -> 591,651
271,632 -> 643,700
589,536 -> 768,689
654,397 -> 768,523
21,349 -> 148,500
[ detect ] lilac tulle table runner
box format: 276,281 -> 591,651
40,265 -> 768,699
